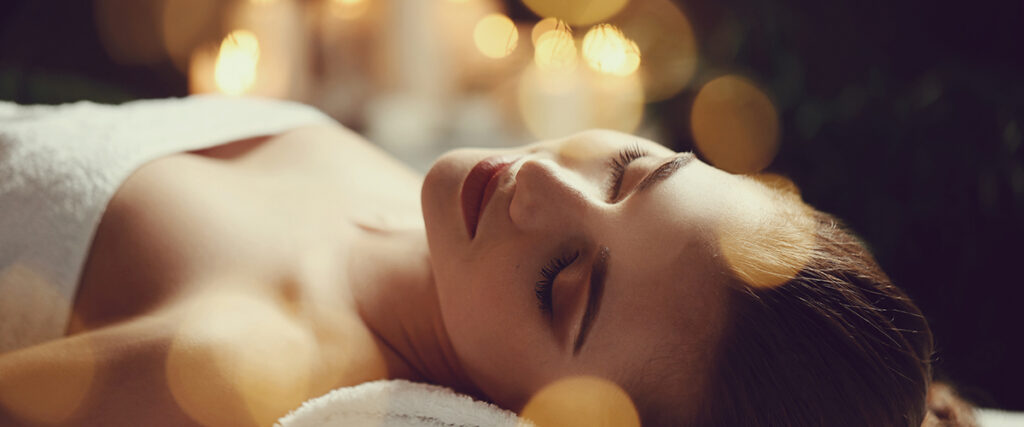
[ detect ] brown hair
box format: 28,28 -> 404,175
649,205 -> 975,426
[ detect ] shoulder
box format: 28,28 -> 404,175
2,291 -> 325,426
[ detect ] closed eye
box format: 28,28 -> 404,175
536,251 -> 580,318
605,144 -> 649,202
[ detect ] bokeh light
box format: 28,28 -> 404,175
473,13 -> 519,59
690,75 -> 780,174
523,0 -> 630,26
518,64 -> 643,138
165,290 -> 317,427
534,27 -> 578,73
613,0 -> 697,101
0,261 -> 95,425
531,17 -> 563,45
716,184 -> 815,289
329,0 -> 370,20
213,30 -> 261,95
581,24 -> 640,76
521,376 -> 641,427
752,173 -> 802,198
0,263 -> 67,354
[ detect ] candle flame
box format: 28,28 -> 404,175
214,30 -> 260,95
581,24 -> 640,76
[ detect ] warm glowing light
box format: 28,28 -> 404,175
531,17 -> 563,45
522,376 -> 641,427
614,0 -> 697,101
0,263 -> 67,354
691,75 -> 780,174
523,0 -> 629,26
214,30 -> 261,95
0,264 -> 95,425
717,192 -> 815,289
533,28 -> 578,73
166,291 -> 318,427
518,64 -> 643,139
581,24 -> 640,76
473,14 -> 519,59
753,173 -> 802,198
329,0 -> 369,19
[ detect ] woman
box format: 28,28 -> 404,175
0,97 -> 970,426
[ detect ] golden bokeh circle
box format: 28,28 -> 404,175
716,186 -> 815,289
473,13 -> 519,59
521,376 -> 641,427
581,24 -> 640,76
613,0 -> 698,101
0,265 -> 94,425
213,30 -> 261,96
165,291 -> 317,427
329,0 -> 370,20
534,28 -> 578,73
531,17 -> 564,45
523,0 -> 630,26
691,75 -> 781,174
518,64 -> 644,139
752,173 -> 802,198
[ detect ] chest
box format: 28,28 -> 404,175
70,125 -> 422,330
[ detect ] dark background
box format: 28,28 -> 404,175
3,0 -> 1022,410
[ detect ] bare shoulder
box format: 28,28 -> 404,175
0,313 -> 197,426
192,123 -> 422,183
3,289 -> 378,426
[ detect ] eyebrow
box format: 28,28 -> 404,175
634,152 -> 696,195
574,246 -> 609,355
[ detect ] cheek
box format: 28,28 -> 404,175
433,250 -> 555,407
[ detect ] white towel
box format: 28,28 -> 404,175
275,380 -> 530,427
0,95 -> 334,353
977,408 -> 1024,427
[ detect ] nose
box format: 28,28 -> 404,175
509,157 -> 593,232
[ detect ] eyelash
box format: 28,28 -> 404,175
535,250 -> 580,316
533,145 -> 643,317
606,144 -> 649,201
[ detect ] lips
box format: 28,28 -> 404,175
461,156 -> 518,239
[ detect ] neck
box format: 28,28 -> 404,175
345,226 -> 482,398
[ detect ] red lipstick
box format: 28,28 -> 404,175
460,156 -> 517,239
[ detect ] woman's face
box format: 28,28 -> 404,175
422,130 -> 779,410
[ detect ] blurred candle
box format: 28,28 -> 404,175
188,0 -> 307,99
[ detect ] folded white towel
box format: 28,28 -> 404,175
0,95 -> 333,353
977,408 -> 1024,427
275,380 -> 530,427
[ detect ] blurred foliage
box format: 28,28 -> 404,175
635,0 -> 1024,409
0,67 -> 134,104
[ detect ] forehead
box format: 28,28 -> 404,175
554,131 -> 673,158
579,163 -> 779,381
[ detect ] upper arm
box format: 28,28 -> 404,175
0,316 -> 199,426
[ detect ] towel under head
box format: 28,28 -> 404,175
275,379 -> 529,427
